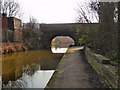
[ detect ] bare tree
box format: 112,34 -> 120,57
75,0 -> 99,23
1,0 -> 21,17
23,16 -> 39,30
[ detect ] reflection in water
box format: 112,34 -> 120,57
3,64 -> 54,88
51,48 -> 68,53
21,70 -> 54,88
2,50 -> 63,88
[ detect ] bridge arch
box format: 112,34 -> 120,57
41,33 -> 78,49
51,36 -> 75,53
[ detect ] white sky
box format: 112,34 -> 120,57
18,0 -> 86,23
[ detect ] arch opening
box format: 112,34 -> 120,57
51,36 -> 75,53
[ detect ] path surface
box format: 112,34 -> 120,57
46,47 -> 109,88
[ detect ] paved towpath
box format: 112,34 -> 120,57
46,47 -> 109,88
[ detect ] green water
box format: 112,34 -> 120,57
1,50 -> 63,88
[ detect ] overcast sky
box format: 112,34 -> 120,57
18,0 -> 86,23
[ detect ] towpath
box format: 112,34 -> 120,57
46,47 -> 109,88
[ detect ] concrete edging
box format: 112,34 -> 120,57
85,47 -> 118,88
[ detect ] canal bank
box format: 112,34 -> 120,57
1,42 -> 29,55
46,47 -> 109,88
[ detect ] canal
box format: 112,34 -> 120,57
1,49 -> 64,88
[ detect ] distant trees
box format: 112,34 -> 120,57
76,1 -> 118,62
98,2 -> 118,59
22,28 -> 42,49
23,16 -> 39,30
75,0 -> 100,49
22,16 -> 42,49
75,0 -> 99,23
1,0 -> 21,17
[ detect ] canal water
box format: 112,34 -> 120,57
1,49 -> 65,88
51,48 -> 68,53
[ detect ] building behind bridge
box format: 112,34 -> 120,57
1,14 -> 22,42
52,37 -> 75,48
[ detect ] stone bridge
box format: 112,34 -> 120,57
40,23 -> 98,49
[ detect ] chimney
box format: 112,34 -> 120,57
2,13 -> 7,17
